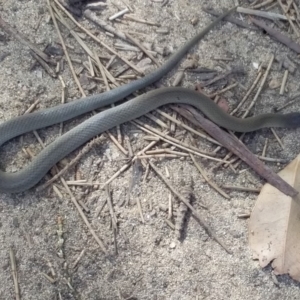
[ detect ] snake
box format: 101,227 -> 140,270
1,7 -> 300,193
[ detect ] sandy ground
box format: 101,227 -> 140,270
1,0 -> 300,299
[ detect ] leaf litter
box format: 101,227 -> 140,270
249,154 -> 300,281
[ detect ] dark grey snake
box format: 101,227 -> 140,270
1,7 -> 300,193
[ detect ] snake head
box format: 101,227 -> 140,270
286,113 -> 300,128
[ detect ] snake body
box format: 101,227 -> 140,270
1,7 -> 300,193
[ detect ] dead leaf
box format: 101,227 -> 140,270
249,154 -> 300,281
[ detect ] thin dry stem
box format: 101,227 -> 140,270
149,161 -> 232,254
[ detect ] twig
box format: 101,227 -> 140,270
270,128 -> 284,149
156,109 -> 221,146
101,140 -> 159,189
58,75 -> 66,135
165,219 -> 175,230
0,16 -> 56,64
107,131 -> 128,155
101,161 -> 132,189
262,138 -> 268,157
242,55 -> 274,118
125,32 -> 160,66
85,9 -> 128,40
125,135 -> 134,158
251,0 -> 275,9
137,154 -> 184,159
106,185 -> 118,229
292,2 -> 300,20
257,155 -> 288,163
208,82 -> 238,98
222,185 -> 261,193
47,0 -> 86,96
37,136 -> 105,191
275,92 -> 300,112
124,14 -> 161,26
172,105 -> 298,198
56,216 -> 64,258
132,120 -> 227,162
237,6 -> 293,21
109,7 -> 129,21
231,71 -> 262,116
30,51 -> 57,78
277,0 -> 300,38
175,178 -> 192,240
61,177 -> 108,254
249,0 -> 260,7
94,52 -> 110,90
145,149 -> 189,156
202,69 -> 242,87
149,161 -> 231,253
203,7 -> 257,30
24,99 -> 40,114
72,249 -> 86,269
251,18 -> 300,54
168,193 -> 173,219
190,154 -> 230,199
145,112 -> 169,129
113,228 -> 118,256
136,197 -> 145,223
53,0 -> 142,73
10,248 -> 20,300
41,272 -> 56,283
279,69 -> 288,95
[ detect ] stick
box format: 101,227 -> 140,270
172,105 -> 298,198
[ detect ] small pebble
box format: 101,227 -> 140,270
169,241 -> 176,249
190,16 -> 199,26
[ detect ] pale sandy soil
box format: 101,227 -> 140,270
1,0 -> 300,299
